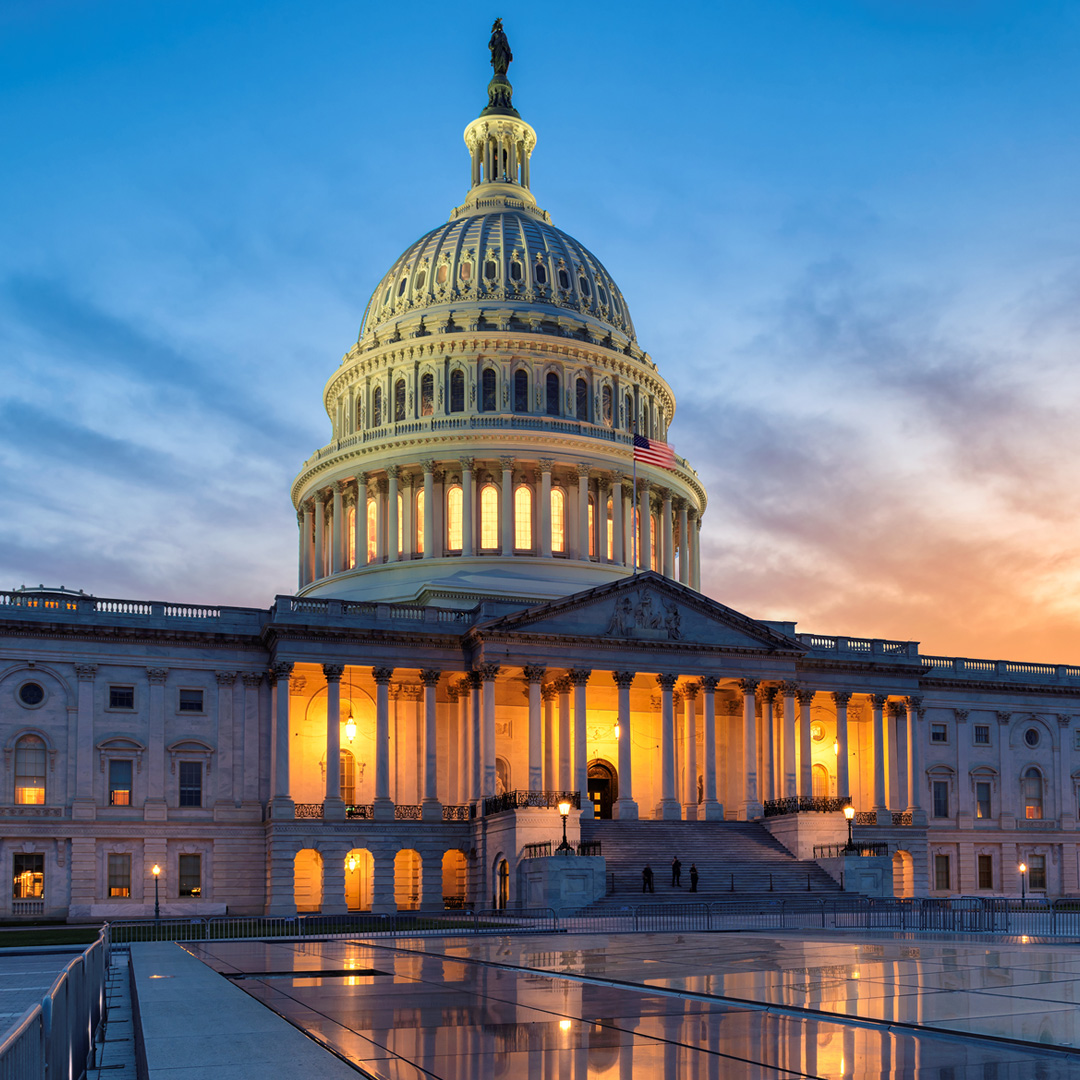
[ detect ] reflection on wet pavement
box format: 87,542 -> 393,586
187,932 -> 1080,1078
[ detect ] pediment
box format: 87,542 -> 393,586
473,572 -> 803,654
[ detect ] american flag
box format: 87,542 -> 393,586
633,434 -> 677,469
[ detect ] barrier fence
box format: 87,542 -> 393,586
0,925 -> 109,1080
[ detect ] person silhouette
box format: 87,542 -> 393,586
671,856 -> 682,887
642,864 -> 654,893
689,863 -> 699,892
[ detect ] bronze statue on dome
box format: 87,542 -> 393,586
489,18 -> 512,75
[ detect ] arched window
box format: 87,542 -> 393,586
1023,768 -> 1044,819
341,749 -> 355,805
446,486 -> 463,552
372,387 -> 383,428
624,393 -> 632,431
534,261 -> 547,285
348,507 -> 356,568
394,379 -> 406,422
449,370 -> 465,413
480,486 -> 499,550
509,260 -> 522,282
576,378 -> 588,421
651,514 -> 659,571
546,372 -> 560,416
481,368 -> 497,412
602,385 -> 613,427
588,495 -> 595,558
420,373 -> 433,417
551,488 -> 566,554
812,763 -> 830,797
606,497 -> 614,560
366,500 -> 377,563
396,493 -> 403,556
557,267 -> 571,290
514,485 -> 532,550
15,735 -> 46,805
513,369 -> 529,413
415,489 -> 424,555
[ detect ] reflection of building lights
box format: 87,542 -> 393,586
559,1020 -> 572,1032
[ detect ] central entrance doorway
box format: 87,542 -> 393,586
587,760 -> 618,819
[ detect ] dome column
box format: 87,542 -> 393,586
539,460 -> 553,558
314,495 -> 326,579
524,666 -> 546,791
354,475 -> 368,567
739,679 -> 763,820
662,489 -> 674,578
500,458 -> 514,555
692,513 -> 702,589
682,681 -> 699,819
577,466 -> 590,560
611,472 -> 625,565
373,667 -> 394,820
387,466 -> 400,563
597,479 -> 610,562
637,481 -> 652,569
677,500 -> 689,584
422,462 -> 435,559
331,481 -> 345,574
656,674 -> 681,820
701,676 -> 723,821
613,671 -> 637,820
375,479 -> 387,562
299,504 -> 313,588
461,458 -> 475,556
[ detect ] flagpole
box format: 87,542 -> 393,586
631,422 -> 638,575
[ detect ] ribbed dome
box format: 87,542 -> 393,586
358,210 -> 637,346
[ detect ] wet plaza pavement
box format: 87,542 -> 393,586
183,931 -> 1080,1078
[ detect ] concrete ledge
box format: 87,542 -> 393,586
129,942 -> 360,1079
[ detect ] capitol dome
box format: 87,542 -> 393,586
290,44 -> 706,609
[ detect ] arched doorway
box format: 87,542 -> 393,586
588,759 -> 618,819
294,849 -> 323,913
394,849 -> 421,911
496,858 -> 510,910
442,850 -> 468,909
344,848 -> 373,911
812,763 -> 830,798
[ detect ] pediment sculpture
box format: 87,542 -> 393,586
605,589 -> 682,641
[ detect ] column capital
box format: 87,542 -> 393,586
344,492 -> 356,509
779,680 -> 799,696
612,671 -> 636,689
541,683 -> 558,701
322,664 -> 344,683
522,665 -> 547,684
681,680 -> 700,699
539,458 -> 553,473
611,470 -> 624,485
904,695 -> 924,711
797,688 -> 815,706
354,471 -> 367,486
554,675 -> 571,694
146,668 -> 169,684
466,670 -> 483,690
241,672 -> 264,689
460,457 -> 475,471
954,708 -> 969,723
576,463 -> 591,478
422,459 -> 436,473
215,671 -> 237,686
376,477 -> 389,494
995,710 -> 1011,725
700,675 -> 721,692
499,456 -> 514,471
271,661 -> 294,681
738,678 -> 759,694
1058,713 -> 1073,728
332,480 -> 346,494
419,668 -> 441,687
656,673 -> 679,691
478,663 -> 501,682
831,690 -> 852,707
870,693 -> 889,708
888,701 -> 906,719
372,666 -> 395,685
568,668 -> 591,687
74,664 -> 98,681
636,478 -> 650,495
445,683 -> 460,702
302,498 -> 315,514
760,684 -> 778,705
660,487 -> 673,503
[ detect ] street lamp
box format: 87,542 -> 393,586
1019,862 -> 1027,905
614,720 -> 620,740
152,863 -> 161,922
556,799 -> 573,854
843,805 -> 855,852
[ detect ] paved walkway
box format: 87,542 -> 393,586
0,947 -> 81,1038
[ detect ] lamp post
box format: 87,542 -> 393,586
556,799 -> 572,854
1019,862 -> 1027,906
152,863 -> 161,922
843,805 -> 855,852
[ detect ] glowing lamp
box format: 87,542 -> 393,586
843,805 -> 855,851
833,738 -> 839,757
556,800 -> 573,854
347,856 -> 357,873
345,708 -> 356,742
614,720 -> 621,740
152,864 -> 160,877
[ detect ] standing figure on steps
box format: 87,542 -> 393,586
689,863 -> 699,892
671,855 -> 682,887
642,864 -> 654,893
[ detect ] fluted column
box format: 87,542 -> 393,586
323,664 -> 345,820
611,471 -> 625,566
420,669 -> 441,820
656,674 -> 681,819
297,509 -> 309,589
833,691 -> 851,800
467,671 -> 482,801
871,693 -> 889,822
701,676 -> 722,819
760,686 -> 776,803
797,689 -> 814,797
557,677 -> 572,790
373,667 -> 394,820
461,458 -> 475,556
597,478 -> 610,562
539,459 -> 553,558
422,462 -> 435,559
638,481 -> 651,569
375,478 -> 387,562
905,696 -> 925,821
577,465 -> 591,559
270,662 -> 294,819
387,466 -> 400,563
781,681 -> 798,798
677,500 -> 689,584
542,684 -> 557,790
662,489 -> 674,578
500,457 -> 514,554
682,681 -> 699,818
331,481 -> 345,573
355,475 -> 368,566
524,666 -> 545,791
691,512 -> 702,589
612,672 -> 637,819
313,496 -> 326,579
570,669 -> 592,818
480,664 -> 499,798
740,679 -> 762,819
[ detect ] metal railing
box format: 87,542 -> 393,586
814,842 -> 890,858
483,790 -> 580,816
764,796 -> 851,816
0,924 -> 109,1080
522,839 -> 601,860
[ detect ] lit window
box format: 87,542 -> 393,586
932,780 -> 949,818
460,261 -> 472,282
179,854 -> 202,897
480,486 -> 499,550
415,490 -> 424,554
366,500 -> 377,563
108,853 -> 131,898
14,735 -> 46,805
606,498 -> 614,560
178,689 -> 204,713
341,750 -> 355,805
449,370 -> 465,413
394,379 -> 406,422
414,268 -> 426,290
975,781 -> 991,819
551,489 -> 565,553
1023,768 -> 1043,819
179,762 -> 202,808
514,485 -> 532,550
481,369 -> 497,412
13,852 -> 44,899
651,514 -> 659,571
588,497 -> 595,558
447,486 -> 463,551
397,492 -> 403,556
934,854 -> 950,891
420,373 -> 434,416
348,507 -> 356,568
110,685 -> 135,710
977,854 -> 993,890
436,264 -> 448,285
546,373 -> 560,416
109,760 -> 133,806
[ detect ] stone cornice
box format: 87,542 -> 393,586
0,623 -> 266,651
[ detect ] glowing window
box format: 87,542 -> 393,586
436,264 -> 448,285
178,853 -> 201,897
341,750 -> 355,805
606,498 -> 614,560
394,379 -> 406,422
13,852 -> 44,899
546,372 -> 560,416
420,374 -> 433,416
551,488 -> 566,553
630,507 -> 640,566
348,507 -> 356,568
460,261 -> 472,282
480,486 -> 499,550
415,490 -> 424,554
414,268 -> 426,290
449,370 -> 465,413
108,853 -> 131,897
447,486 -> 463,551
366,500 -> 377,562
576,378 -> 588,421
514,485 -> 532,550
14,735 -> 46,805
109,759 -> 132,806
372,387 -> 383,428
397,493 -> 403,555
588,497 -> 595,557
1023,767 -> 1043,819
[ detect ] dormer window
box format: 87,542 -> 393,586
436,264 -> 448,285
460,261 -> 473,281
397,277 -> 408,297
534,262 -> 547,285
557,268 -> 570,290
414,268 -> 427,290
509,260 -> 522,281
484,260 -> 498,281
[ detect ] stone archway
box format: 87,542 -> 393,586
293,849 -> 323,913
588,759 -> 618,820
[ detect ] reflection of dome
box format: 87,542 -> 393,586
359,211 -> 637,347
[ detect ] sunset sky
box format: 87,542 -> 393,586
2,1 -> 1080,661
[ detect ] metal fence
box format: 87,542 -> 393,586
0,926 -> 109,1080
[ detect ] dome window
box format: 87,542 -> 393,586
534,262 -> 547,285
514,485 -> 533,550
460,261 -> 473,282
480,486 -> 499,550
394,379 -> 406,422
576,378 -> 588,421
602,386 -> 613,427
557,268 -> 571,291
484,260 -> 498,281
550,489 -> 566,554
513,369 -> 529,413
446,486 -> 463,552
414,268 -> 427,290
597,284 -> 607,305
545,372 -> 560,416
383,287 -> 392,306
436,264 -> 449,285
372,387 -> 383,428
397,277 -> 408,297
420,374 -> 434,417
509,260 -> 523,282
481,368 -> 497,412
579,276 -> 591,298
449,371 -> 465,413
624,393 -> 632,431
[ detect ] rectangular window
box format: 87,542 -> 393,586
1074,729 -> 1080,752
109,685 -> 135,710
178,689 -> 204,713
974,725 -> 990,746
12,852 -> 44,899
178,761 -> 202,807
930,723 -> 948,743
975,781 -> 991,819
1029,854 -> 1047,891
933,780 -> 949,818
977,854 -> 993,890
109,760 -> 133,806
108,853 -> 131,897
934,854 -> 951,891
178,853 -> 202,897
588,501 -> 595,557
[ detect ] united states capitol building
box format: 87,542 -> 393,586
4,31 -> 1078,921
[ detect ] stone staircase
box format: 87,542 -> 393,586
578,819 -> 843,910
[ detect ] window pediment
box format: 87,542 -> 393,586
167,739 -> 215,774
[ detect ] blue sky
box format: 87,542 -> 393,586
3,1 -> 1080,660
